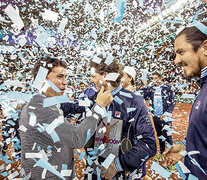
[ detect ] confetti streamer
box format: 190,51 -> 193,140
192,20 -> 207,35
78,151 -> 86,161
33,66 -> 48,90
42,9 -> 59,22
113,96 -> 123,105
105,73 -> 120,82
119,91 -> 133,98
175,163 -> 187,180
43,95 -> 71,107
46,80 -> 61,93
4,4 -> 24,31
114,0 -> 126,23
127,108 -> 136,113
85,128 -> 91,144
101,153 -> 116,169
6,92 -> 31,102
33,158 -> 66,180
188,174 -> 199,180
151,162 -> 172,179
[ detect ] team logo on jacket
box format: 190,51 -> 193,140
115,111 -> 121,118
195,101 -> 201,110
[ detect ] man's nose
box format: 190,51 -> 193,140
63,78 -> 68,85
174,55 -> 182,65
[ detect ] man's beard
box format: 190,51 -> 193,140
184,57 -> 202,80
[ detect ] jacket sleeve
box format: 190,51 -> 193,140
115,98 -> 157,172
166,86 -> 176,113
27,95 -> 103,149
60,102 -> 86,117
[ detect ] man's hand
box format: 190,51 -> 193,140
160,114 -> 168,121
96,86 -> 113,107
162,143 -> 185,166
100,162 -> 117,179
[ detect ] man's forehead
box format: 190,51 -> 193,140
51,66 -> 66,74
174,34 -> 189,49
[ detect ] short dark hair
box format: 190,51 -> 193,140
176,21 -> 207,52
90,55 -> 123,87
126,73 -> 135,85
80,82 -> 85,86
33,56 -> 67,79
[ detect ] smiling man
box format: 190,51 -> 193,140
19,56 -> 113,179
163,22 -> 207,179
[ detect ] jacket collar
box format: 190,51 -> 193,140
111,85 -> 122,96
198,66 -> 207,88
199,75 -> 207,88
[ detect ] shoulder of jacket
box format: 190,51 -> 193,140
29,94 -> 45,105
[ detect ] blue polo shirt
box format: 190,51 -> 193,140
153,86 -> 163,117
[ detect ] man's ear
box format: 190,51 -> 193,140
202,39 -> 207,56
103,72 -> 108,78
130,76 -> 133,82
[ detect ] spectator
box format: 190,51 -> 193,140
73,82 -> 86,101
143,72 -> 176,164
79,82 -> 86,92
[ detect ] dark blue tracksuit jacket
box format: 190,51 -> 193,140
143,84 -> 176,115
184,75 -> 207,179
84,84 -> 97,98
87,86 -> 156,175
60,102 -> 85,118
63,85 -> 97,120
61,86 -> 156,176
